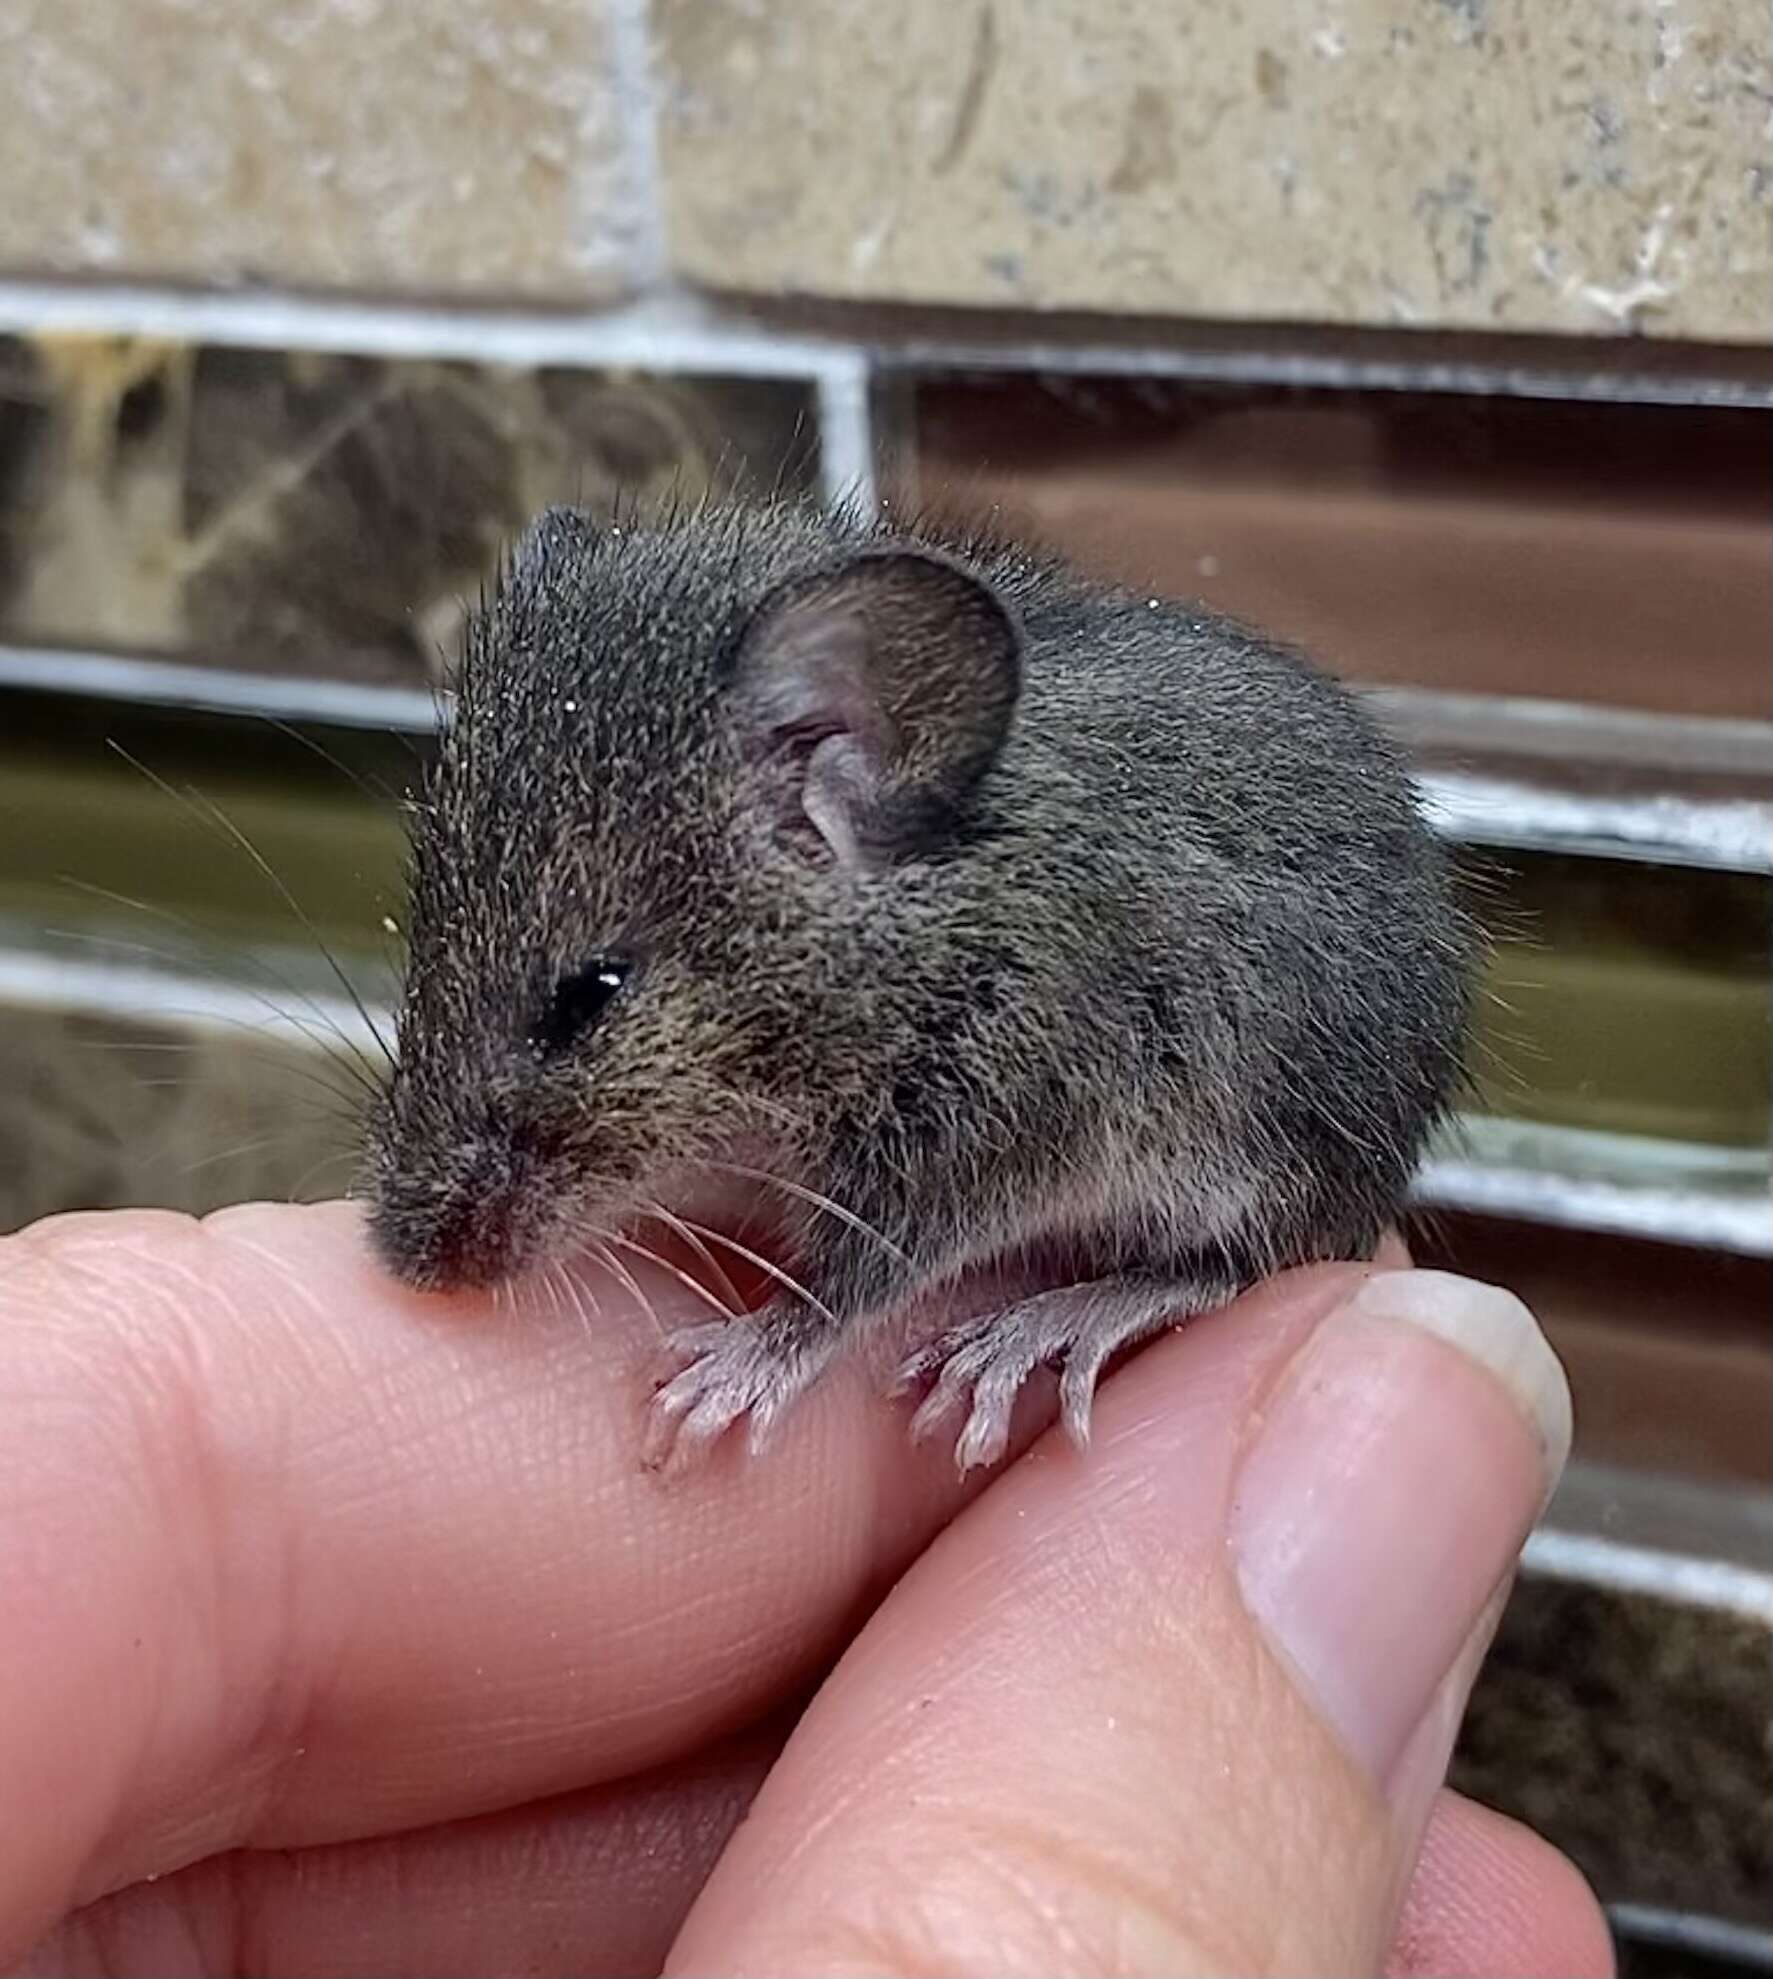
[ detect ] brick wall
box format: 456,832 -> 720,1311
3,0 -> 1769,339
0,3 -> 1769,1953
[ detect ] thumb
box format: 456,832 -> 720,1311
667,1266 -> 1571,1978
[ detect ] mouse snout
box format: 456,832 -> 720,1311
367,1124 -> 556,1294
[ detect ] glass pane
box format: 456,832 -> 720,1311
887,371 -> 1773,718
0,336 -> 819,686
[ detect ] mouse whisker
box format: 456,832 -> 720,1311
174,1134 -> 285,1178
672,1216 -> 839,1330
65,1032 -> 366,1126
284,1147 -> 359,1201
49,903 -> 386,1103
583,1231 -> 667,1343
173,776 -> 400,1074
550,1260 -> 585,1335
63,1037 -> 203,1054
602,1226 -> 743,1325
560,1263 -> 590,1335
101,746 -> 398,1072
564,1257 -> 618,1352
642,1201 -> 749,1318
259,714 -> 404,808
531,1261 -> 572,1334
704,1161 -> 910,1269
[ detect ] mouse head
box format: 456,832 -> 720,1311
364,504 -> 1021,1291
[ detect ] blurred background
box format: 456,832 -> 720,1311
0,3 -> 1768,1969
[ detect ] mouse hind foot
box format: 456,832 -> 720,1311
895,1266 -> 1240,1474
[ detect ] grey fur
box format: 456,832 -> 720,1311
364,498 -> 1474,1469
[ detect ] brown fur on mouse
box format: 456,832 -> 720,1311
364,498 -> 1474,1470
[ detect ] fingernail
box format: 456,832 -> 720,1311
1231,1269 -> 1571,1789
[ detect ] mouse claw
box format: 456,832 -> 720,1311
640,1370 -> 702,1473
907,1379 -> 961,1444
643,1315 -> 832,1471
643,1325 -> 742,1471
891,1275 -> 1230,1473
894,1319 -> 1024,1468
953,1399 -> 1013,1476
890,1337 -> 944,1397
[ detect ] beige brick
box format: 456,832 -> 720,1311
658,0 -> 1773,341
0,0 -> 636,296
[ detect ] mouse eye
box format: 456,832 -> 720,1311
533,960 -> 630,1057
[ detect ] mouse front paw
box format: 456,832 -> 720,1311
645,1311 -> 839,1469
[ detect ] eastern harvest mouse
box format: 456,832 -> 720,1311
364,498 -> 1473,1471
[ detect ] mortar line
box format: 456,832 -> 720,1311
815,357 -> 879,513
2,278 -> 1768,408
0,282 -> 853,378
601,0 -> 671,292
1522,1526 -> 1773,1622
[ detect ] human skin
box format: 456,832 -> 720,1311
0,1201 -> 1613,1977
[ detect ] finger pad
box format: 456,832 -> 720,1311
1388,1794 -> 1614,1979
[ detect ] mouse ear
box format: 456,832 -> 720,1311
729,548 -> 1021,866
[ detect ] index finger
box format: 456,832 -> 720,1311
0,1198 -> 1021,1958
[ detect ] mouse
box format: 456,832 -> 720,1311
363,497 -> 1474,1472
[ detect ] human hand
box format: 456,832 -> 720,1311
1,1202 -> 1610,1976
